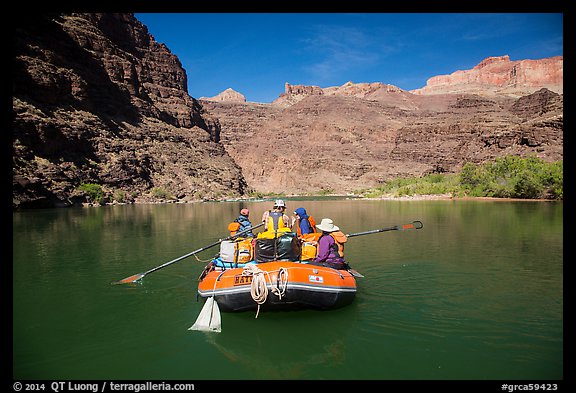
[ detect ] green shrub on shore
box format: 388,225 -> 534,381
364,173 -> 459,198
361,155 -> 563,200
78,183 -> 104,203
362,173 -> 462,198
460,155 -> 563,199
151,187 -> 175,200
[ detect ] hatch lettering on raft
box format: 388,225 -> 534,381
234,274 -> 253,285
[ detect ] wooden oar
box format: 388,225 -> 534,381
112,222 -> 264,285
346,220 -> 423,238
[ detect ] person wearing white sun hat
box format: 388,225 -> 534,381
315,218 -> 339,232
309,218 -> 349,270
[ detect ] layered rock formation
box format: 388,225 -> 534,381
13,13 -> 246,208
202,85 -> 562,195
200,88 -> 246,103
272,81 -> 414,108
201,55 -> 562,195
411,55 -> 563,97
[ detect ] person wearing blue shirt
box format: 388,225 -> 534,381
235,208 -> 254,237
293,207 -> 315,236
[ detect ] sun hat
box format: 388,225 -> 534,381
240,208 -> 249,216
316,218 -> 339,232
273,199 -> 286,208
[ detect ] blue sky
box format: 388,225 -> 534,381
134,13 -> 563,103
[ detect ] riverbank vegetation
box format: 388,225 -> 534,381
360,155 -> 563,200
76,155 -> 562,205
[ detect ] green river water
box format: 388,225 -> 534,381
13,198 -> 563,382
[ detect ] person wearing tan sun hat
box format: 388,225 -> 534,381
308,218 -> 349,270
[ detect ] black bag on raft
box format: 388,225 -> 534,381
276,232 -> 301,261
254,232 -> 301,263
254,238 -> 276,263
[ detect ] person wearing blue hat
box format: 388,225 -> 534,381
293,207 -> 316,236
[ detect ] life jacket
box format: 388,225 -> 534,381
295,215 -> 317,237
265,210 -> 287,232
300,232 -> 321,243
328,231 -> 347,258
228,222 -> 241,236
309,216 -> 317,232
257,227 -> 291,239
300,241 -> 318,261
258,210 -> 291,239
228,216 -> 253,237
299,231 -> 321,261
234,238 -> 254,263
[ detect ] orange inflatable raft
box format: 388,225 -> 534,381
197,260 -> 357,312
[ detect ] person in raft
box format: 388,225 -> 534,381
261,199 -> 291,231
228,208 -> 254,237
235,208 -> 254,237
310,218 -> 349,270
292,207 -> 316,236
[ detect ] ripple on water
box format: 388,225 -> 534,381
355,261 -> 508,341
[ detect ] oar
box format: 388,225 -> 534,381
346,220 -> 423,238
344,220 -> 423,278
112,222 -> 264,285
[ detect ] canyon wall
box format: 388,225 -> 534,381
13,13 -> 247,208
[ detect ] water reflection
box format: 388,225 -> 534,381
197,307 -> 357,379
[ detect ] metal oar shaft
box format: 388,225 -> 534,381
143,243 -> 219,276
113,222 -> 263,284
346,226 -> 396,238
346,221 -> 423,238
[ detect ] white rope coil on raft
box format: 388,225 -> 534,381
242,264 -> 288,318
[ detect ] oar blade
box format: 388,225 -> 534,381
112,273 -> 145,285
413,220 -> 423,229
348,268 -> 365,278
400,221 -> 424,230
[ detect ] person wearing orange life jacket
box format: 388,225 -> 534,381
228,208 -> 253,237
261,199 -> 291,231
293,207 -> 316,236
309,218 -> 349,270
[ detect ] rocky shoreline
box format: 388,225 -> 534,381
74,192 -> 559,208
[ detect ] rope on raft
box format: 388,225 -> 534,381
242,264 -> 288,318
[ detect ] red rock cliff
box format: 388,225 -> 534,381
412,55 -> 563,96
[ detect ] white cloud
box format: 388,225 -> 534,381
300,25 -> 393,82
